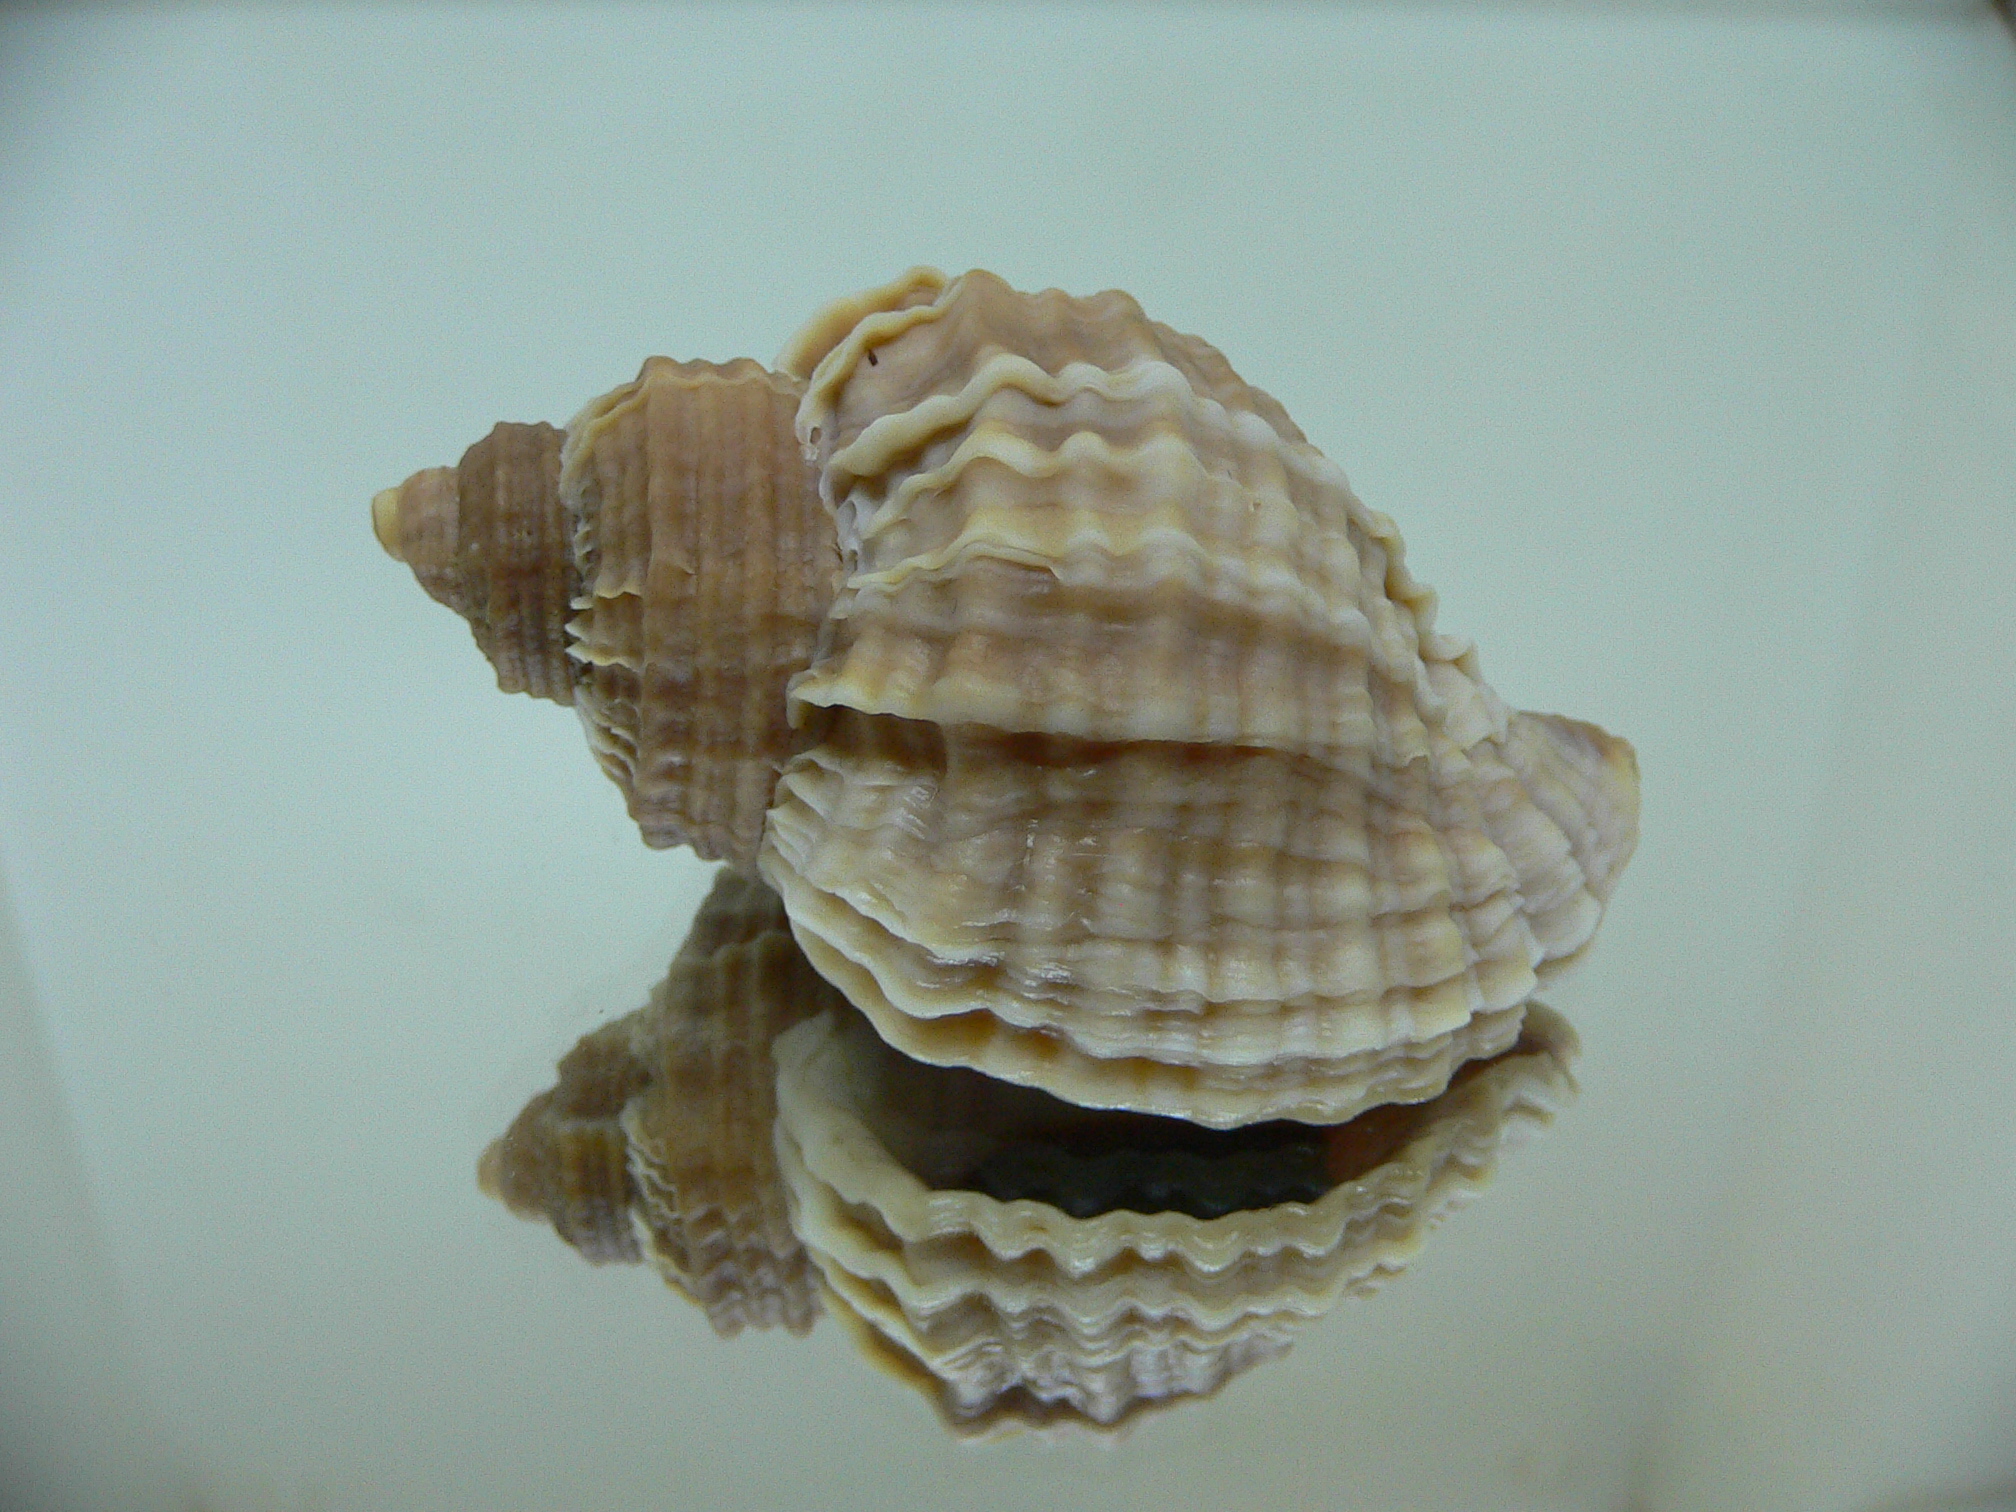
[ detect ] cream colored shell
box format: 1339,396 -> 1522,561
772,1000 -> 1579,1435
480,868 -> 843,1335
758,268 -> 1636,1125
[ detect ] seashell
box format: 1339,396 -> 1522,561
771,996 -> 1579,1435
485,869 -> 1578,1435
377,269 -> 1637,1125
479,867 -> 844,1335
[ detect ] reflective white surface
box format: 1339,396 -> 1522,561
1,7 -> 2011,1511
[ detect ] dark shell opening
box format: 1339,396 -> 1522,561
858,1018 -> 1547,1223
954,1123 -> 1333,1220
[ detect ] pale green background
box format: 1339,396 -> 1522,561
1,6 -> 2012,1512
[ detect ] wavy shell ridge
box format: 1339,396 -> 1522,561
791,323 -> 1504,759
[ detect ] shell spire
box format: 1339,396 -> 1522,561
374,421 -> 575,702
376,361 -> 838,862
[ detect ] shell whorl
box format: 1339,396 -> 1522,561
754,269 -> 1639,1126
561,357 -> 836,862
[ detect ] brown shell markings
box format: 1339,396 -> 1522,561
376,268 -> 1638,1128
480,868 -> 842,1336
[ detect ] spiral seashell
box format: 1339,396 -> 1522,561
771,999 -> 1579,1435
480,868 -> 844,1335
376,269 -> 1638,1126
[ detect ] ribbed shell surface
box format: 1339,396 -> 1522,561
562,358 -> 833,862
772,1003 -> 1578,1434
481,868 -> 843,1336
759,270 -> 1638,1125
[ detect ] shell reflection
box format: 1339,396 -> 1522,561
480,870 -> 839,1336
484,870 -> 1577,1435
